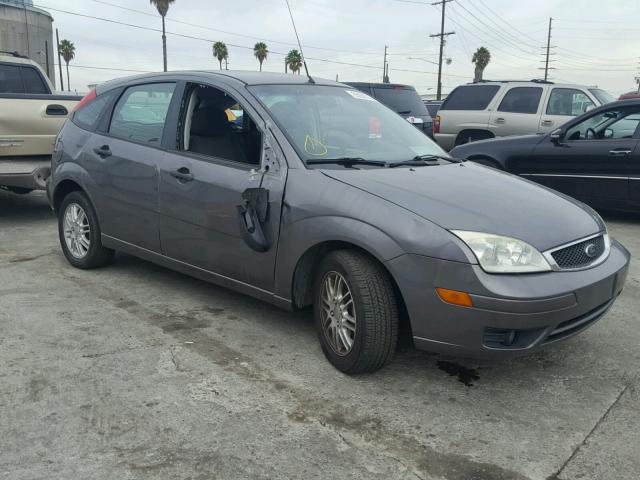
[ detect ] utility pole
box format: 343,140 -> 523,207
544,17 -> 553,81
44,40 -> 50,79
56,28 -> 64,91
382,45 -> 388,83
430,0 -> 454,100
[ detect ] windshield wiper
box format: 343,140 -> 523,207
306,157 -> 388,167
389,154 -> 458,168
397,110 -> 412,115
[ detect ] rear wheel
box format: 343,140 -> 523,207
58,191 -> 114,269
314,250 -> 398,374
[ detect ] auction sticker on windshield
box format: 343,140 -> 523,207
346,89 -> 375,101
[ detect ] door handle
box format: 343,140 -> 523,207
93,145 -> 112,158
541,120 -> 554,127
494,118 -> 506,125
46,104 -> 69,116
609,149 -> 632,156
170,167 -> 194,182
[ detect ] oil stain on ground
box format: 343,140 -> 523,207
437,360 -> 480,387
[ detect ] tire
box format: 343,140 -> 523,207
58,191 -> 114,269
313,250 -> 399,374
471,157 -> 502,170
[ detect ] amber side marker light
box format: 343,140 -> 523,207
436,288 -> 473,307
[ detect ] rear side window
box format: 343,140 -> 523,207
440,85 -> 500,111
20,67 -> 48,94
109,83 -> 175,145
0,64 -> 24,93
373,87 -> 429,116
73,90 -> 118,131
498,87 -> 543,114
547,88 -> 595,116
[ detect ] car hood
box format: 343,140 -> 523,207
322,163 -> 603,252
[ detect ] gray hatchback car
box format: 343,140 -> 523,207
48,71 -> 630,374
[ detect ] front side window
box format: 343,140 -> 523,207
179,84 -> 261,165
250,84 -> 446,166
109,83 -> 175,145
20,67 -> 48,94
0,64 -> 24,93
547,88 -> 595,116
498,87 -> 542,114
589,88 -> 614,105
565,108 -> 640,141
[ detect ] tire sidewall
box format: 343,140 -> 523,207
313,255 -> 367,373
58,191 -> 103,268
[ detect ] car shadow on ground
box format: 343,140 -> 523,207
0,190 -> 53,223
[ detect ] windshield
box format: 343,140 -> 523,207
372,87 -> 430,116
249,85 -> 447,166
589,88 -> 615,105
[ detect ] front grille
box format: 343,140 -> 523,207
551,235 -> 605,269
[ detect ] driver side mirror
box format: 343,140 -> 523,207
550,128 -> 564,144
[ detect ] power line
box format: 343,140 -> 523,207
430,0 -> 455,101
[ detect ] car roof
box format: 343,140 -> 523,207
96,70 -> 348,93
460,80 -> 598,89
344,82 -> 416,90
0,54 -> 41,67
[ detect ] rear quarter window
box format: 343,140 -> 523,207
440,85 -> 500,111
73,90 -> 118,131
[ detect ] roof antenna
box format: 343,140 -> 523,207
285,0 -> 315,84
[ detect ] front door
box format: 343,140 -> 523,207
91,82 -> 177,252
539,87 -> 596,134
519,106 -> 640,208
158,82 -> 286,291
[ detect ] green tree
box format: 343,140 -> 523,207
59,39 -> 75,92
285,49 -> 303,75
150,0 -> 175,72
213,42 -> 229,70
472,47 -> 491,82
254,42 -> 268,71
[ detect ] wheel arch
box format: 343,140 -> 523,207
52,179 -> 85,214
455,129 -> 495,146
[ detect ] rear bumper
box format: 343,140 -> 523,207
434,133 -> 456,151
0,157 -> 51,190
385,240 -> 630,358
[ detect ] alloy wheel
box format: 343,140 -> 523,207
63,203 -> 91,259
320,271 -> 357,356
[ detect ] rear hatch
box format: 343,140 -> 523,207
371,85 -> 433,137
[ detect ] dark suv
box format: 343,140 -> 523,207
345,82 -> 433,137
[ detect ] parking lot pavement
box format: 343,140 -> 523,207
0,190 -> 638,480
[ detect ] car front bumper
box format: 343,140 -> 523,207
386,239 -> 630,358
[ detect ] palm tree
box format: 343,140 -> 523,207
254,42 -> 268,72
150,0 -> 175,72
472,47 -> 491,82
59,39 -> 75,92
285,49 -> 303,75
213,42 -> 229,70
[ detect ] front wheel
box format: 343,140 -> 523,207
58,191 -> 114,269
314,250 -> 399,374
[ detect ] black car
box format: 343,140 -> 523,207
345,82 -> 433,137
450,99 -> 640,212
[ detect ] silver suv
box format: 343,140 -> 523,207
434,80 -> 614,150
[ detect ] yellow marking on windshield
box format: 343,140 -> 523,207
304,135 -> 328,156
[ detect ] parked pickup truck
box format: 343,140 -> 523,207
0,53 -> 81,193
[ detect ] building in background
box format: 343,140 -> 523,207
0,0 -> 55,87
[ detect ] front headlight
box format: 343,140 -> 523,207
452,231 -> 551,273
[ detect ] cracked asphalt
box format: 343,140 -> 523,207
1,190 -> 638,480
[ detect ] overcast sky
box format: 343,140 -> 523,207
41,0 -> 639,96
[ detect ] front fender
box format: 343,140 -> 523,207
273,215 -> 404,300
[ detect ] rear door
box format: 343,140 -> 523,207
521,106 -> 640,208
86,82 -> 178,252
158,81 -> 287,291
489,86 -> 544,137
539,88 -> 596,134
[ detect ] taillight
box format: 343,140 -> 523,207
433,114 -> 441,134
73,89 -> 97,112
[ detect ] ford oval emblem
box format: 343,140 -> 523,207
584,243 -> 598,258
